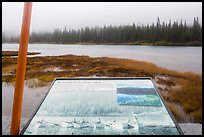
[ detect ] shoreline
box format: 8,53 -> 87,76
2,51 -> 41,56
2,49 -> 202,74
2,51 -> 202,123
2,41 -> 202,47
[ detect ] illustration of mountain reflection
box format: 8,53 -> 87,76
117,84 -> 162,107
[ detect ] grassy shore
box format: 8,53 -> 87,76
6,40 -> 202,46
2,51 -> 202,123
63,40 -> 201,46
2,51 -> 41,57
57,41 -> 202,46
128,41 -> 202,46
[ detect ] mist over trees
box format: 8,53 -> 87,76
2,17 -> 202,46
2,32 -> 19,43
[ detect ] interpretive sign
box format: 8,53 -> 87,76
21,77 -> 183,135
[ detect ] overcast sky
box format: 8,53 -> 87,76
2,2 -> 202,36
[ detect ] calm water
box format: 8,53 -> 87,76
2,82 -> 49,118
2,43 -> 202,73
1,44 -> 202,118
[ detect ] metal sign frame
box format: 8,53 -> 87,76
20,77 -> 183,135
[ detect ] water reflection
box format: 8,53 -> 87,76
2,82 -> 49,118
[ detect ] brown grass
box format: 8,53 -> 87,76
2,52 -> 202,123
2,51 -> 41,57
166,102 -> 193,122
165,79 -> 202,122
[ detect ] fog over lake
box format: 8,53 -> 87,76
2,2 -> 202,36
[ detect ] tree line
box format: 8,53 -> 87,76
2,17 -> 202,46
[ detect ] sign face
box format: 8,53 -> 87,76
22,78 -> 182,135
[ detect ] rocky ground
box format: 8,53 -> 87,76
179,123 -> 202,135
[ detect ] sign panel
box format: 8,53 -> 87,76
21,78 -> 182,135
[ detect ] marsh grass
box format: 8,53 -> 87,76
166,102 -> 193,123
2,52 -> 202,123
165,79 -> 202,122
2,51 -> 41,56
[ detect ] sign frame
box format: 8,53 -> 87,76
20,77 -> 184,135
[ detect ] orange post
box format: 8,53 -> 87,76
10,2 -> 32,135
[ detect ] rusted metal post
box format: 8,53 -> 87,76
10,2 -> 32,135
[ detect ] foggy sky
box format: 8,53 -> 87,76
2,2 -> 202,36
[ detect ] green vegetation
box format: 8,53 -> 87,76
2,17 -> 202,46
2,51 -> 202,123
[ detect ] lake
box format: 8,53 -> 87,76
2,44 -> 202,121
2,44 -> 202,74
2,82 -> 49,118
